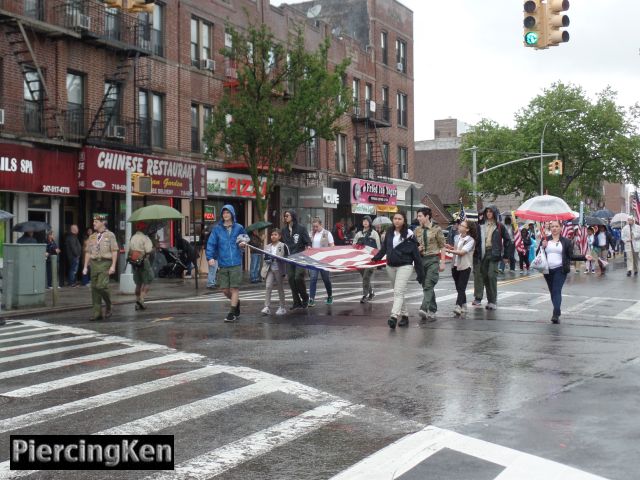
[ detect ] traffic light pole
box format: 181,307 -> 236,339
120,167 -> 136,294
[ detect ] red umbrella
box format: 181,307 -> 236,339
515,195 -> 578,222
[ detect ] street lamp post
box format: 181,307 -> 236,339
540,109 -> 577,195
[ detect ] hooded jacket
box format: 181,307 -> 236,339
474,205 -> 512,261
280,209 -> 311,255
206,204 -> 248,268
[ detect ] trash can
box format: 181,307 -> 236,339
2,243 -> 46,309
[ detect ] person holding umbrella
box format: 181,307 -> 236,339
17,231 -> 38,244
82,214 -> 119,321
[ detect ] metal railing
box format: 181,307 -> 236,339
351,101 -> 391,126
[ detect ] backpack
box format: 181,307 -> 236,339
357,230 -> 378,249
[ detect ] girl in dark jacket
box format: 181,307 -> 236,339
538,220 -> 587,324
372,211 -> 425,329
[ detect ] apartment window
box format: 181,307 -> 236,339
139,4 -> 164,56
224,30 -> 233,49
352,78 -> 360,109
398,146 -> 408,177
202,105 -> 212,153
23,70 -> 43,134
305,129 -> 318,167
382,86 -> 389,122
202,22 -> 212,61
380,31 -> 388,65
139,90 -> 163,148
366,140 -> 373,168
353,137 -> 361,174
382,142 -> 390,169
191,104 -> 200,152
105,7 -> 121,41
396,92 -> 408,127
335,134 -> 347,173
66,72 -> 84,137
24,0 -> 43,20
396,38 -> 407,73
104,81 -> 121,130
365,83 -> 373,116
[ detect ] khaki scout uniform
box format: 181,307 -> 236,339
87,229 -> 119,319
129,231 -> 154,286
415,223 -> 446,314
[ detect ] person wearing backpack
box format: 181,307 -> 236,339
308,217 -> 334,306
129,222 -> 154,311
353,215 -> 381,303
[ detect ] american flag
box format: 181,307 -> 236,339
248,244 -> 386,273
574,226 -> 589,255
514,227 -> 525,254
459,198 -> 466,221
632,191 -> 640,222
561,222 -> 574,239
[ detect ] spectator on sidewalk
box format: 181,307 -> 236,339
64,224 -> 82,287
17,231 -> 38,244
45,231 -> 61,289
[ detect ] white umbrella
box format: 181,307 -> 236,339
515,195 -> 578,222
372,216 -> 392,227
611,212 -> 630,228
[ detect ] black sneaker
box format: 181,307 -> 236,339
360,295 -> 367,304
367,291 -> 375,300
551,315 -> 560,324
235,300 -> 240,317
224,312 -> 237,323
398,316 -> 409,327
388,316 -> 397,329
628,271 -> 632,277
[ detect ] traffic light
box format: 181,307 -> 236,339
103,0 -> 123,8
127,0 -> 154,13
548,160 -> 555,175
523,0 -> 546,48
546,0 -> 570,47
132,173 -> 152,194
548,160 -> 563,175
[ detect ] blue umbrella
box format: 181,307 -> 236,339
592,209 -> 614,219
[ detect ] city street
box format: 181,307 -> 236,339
1,261 -> 639,479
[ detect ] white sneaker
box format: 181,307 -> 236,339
275,307 -> 287,316
261,306 -> 271,315
418,309 -> 428,319
485,303 -> 497,310
453,305 -> 462,316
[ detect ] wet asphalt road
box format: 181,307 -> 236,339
1,264 -> 639,479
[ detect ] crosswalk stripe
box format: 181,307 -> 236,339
2,352 -> 201,398
0,339 -> 123,364
0,345 -> 150,381
614,301 -> 640,320
529,294 -> 550,306
99,381 -> 280,436
144,400 -> 357,480
564,296 -> 603,314
0,366 -> 226,434
0,327 -> 49,338
0,334 -> 97,353
0,331 -> 74,345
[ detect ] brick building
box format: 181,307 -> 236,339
0,0 -> 415,262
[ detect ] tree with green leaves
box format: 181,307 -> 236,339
203,22 -> 351,221
459,82 -> 640,208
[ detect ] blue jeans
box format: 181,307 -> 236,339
67,256 -> 80,285
207,262 -> 218,287
250,253 -> 262,282
309,269 -> 332,299
544,267 -> 567,317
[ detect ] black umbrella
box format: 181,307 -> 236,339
584,216 -> 607,226
12,221 -> 51,233
0,209 -> 13,221
592,209 -> 614,219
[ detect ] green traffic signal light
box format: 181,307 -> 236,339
524,31 -> 538,45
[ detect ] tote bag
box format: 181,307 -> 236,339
531,248 -> 549,274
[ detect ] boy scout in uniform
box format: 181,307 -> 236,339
82,214 -> 119,320
415,207 -> 446,322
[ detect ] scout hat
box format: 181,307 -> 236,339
93,213 -> 108,222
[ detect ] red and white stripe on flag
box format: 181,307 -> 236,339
574,226 -> 589,255
632,191 -> 640,222
561,223 -> 574,239
514,228 -> 525,254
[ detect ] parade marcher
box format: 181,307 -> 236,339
82,214 -> 118,321
281,209 -> 312,309
621,216 -> 640,276
353,215 -> 381,303
472,205 -> 511,310
206,204 -> 248,322
17,231 -> 38,244
445,219 -> 477,316
129,222 -> 154,310
371,211 -> 424,329
538,220 -> 587,323
45,231 -> 61,289
414,207 -> 446,322
518,227 -> 532,273
81,227 -> 93,286
308,217 -> 334,306
64,224 -> 82,287
249,230 -> 264,283
594,225 -> 611,275
585,227 -> 596,273
499,216 -> 516,273
261,229 -> 288,316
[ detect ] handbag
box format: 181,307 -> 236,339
531,248 -> 549,274
127,250 -> 145,268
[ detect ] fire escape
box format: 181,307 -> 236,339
352,99 -> 391,180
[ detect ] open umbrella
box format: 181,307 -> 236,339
592,208 -> 614,219
12,221 -> 51,232
514,195 -> 577,222
0,209 -> 13,221
372,216 -> 392,227
611,212 -> 630,228
584,216 -> 607,226
127,205 -> 183,223
245,221 -> 272,233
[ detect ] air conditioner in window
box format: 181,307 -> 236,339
402,172 -> 409,180
0,109 -> 4,125
396,62 -> 404,72
72,13 -> 91,31
200,58 -> 215,71
106,125 -> 126,140
368,100 -> 376,112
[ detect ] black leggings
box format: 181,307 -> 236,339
519,250 -> 530,270
451,266 -> 471,306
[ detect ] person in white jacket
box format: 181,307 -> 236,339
621,216 -> 640,276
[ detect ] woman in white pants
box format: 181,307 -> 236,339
261,230 -> 288,316
372,211 -> 424,329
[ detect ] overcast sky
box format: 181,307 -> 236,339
272,0 -> 640,140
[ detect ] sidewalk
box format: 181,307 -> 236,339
0,275 -> 261,319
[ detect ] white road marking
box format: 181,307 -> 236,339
0,339 -> 124,365
0,345 -> 150,380
0,327 -> 49,338
0,330 -> 76,344
330,425 -> 608,480
614,301 -> 640,320
565,297 -> 604,314
144,400 -> 358,480
0,324 -> 43,333
2,352 -> 201,398
0,366 -> 226,434
529,294 -> 550,306
0,334 -> 96,353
